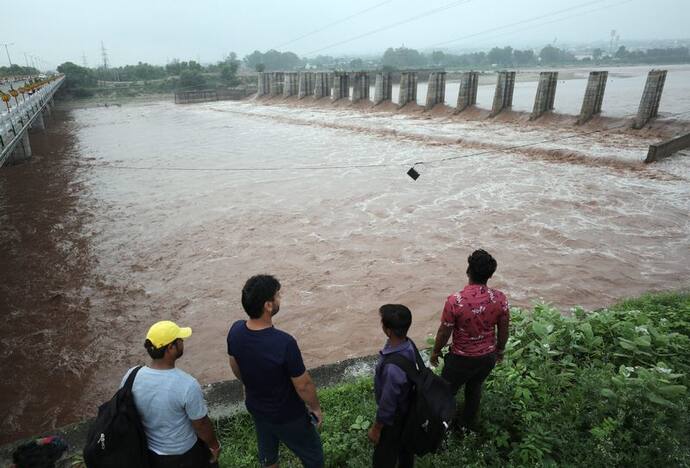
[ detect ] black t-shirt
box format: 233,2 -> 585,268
227,320 -> 307,423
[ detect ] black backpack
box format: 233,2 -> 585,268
83,366 -> 150,468
383,341 -> 456,456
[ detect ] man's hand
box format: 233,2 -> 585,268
208,443 -> 221,463
430,351 -> 441,368
496,349 -> 504,363
309,407 -> 323,429
368,422 -> 383,445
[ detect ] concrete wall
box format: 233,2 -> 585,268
425,71 -> 446,109
269,72 -> 284,97
491,71 -> 516,116
456,71 -> 478,112
352,72 -> 370,102
314,72 -> 330,98
332,72 -> 350,101
578,71 -> 608,124
373,72 -> 392,105
257,72 -> 270,96
298,72 -> 315,99
398,72 -> 418,107
283,72 -> 299,98
634,69 -> 667,129
645,132 -> 690,163
531,71 -> 558,120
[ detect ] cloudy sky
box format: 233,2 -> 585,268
7,0 -> 689,68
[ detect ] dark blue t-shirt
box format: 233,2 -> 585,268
226,320 -> 307,423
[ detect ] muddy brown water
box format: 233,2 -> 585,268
1,80 -> 689,444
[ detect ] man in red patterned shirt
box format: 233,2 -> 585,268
430,249 -> 510,431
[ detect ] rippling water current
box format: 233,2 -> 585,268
1,68 -> 689,443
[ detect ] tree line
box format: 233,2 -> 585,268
0,64 -> 40,78
244,44 -> 690,71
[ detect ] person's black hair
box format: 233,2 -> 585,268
379,304 -> 412,338
144,339 -> 176,359
466,249 -> 497,284
242,274 -> 281,319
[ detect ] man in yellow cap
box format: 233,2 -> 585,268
121,320 -> 221,468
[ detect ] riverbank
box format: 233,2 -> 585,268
2,291 -> 688,467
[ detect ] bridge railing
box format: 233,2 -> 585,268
0,75 -> 65,166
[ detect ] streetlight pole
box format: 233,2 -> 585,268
1,42 -> 14,67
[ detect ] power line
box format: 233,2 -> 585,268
274,0 -> 393,50
429,0 -> 603,48
304,0 -> 475,56
437,0 -> 636,49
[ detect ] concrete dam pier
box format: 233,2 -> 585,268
254,68 -> 672,129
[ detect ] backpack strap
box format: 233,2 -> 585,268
123,366 -> 143,393
383,340 -> 426,384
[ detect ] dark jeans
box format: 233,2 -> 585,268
251,412 -> 324,468
373,414 -> 414,468
148,438 -> 214,468
441,352 -> 497,429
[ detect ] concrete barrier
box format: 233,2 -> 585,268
314,72 -> 330,99
352,72 -> 370,103
269,72 -> 284,97
491,71 -> 516,117
645,132 -> 690,163
531,71 -> 558,120
634,69 -> 667,129
298,72 -> 314,99
373,72 -> 392,105
257,72 -> 270,96
398,72 -> 418,107
578,71 -> 608,124
456,71 -> 478,112
425,71 -> 446,109
283,72 -> 299,98
332,72 -> 350,101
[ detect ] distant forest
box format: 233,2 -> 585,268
50,43 -> 690,96
246,44 -> 690,71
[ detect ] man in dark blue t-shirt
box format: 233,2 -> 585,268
227,274 -> 324,468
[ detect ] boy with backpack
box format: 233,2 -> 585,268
368,304 -> 417,468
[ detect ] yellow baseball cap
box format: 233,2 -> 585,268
146,320 -> 192,348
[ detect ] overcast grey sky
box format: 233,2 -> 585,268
6,0 -> 689,68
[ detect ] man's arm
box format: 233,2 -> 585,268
430,324 -> 453,367
368,364 -> 406,445
291,371 -> 322,428
495,314 -> 510,362
228,356 -> 242,382
191,416 -> 221,462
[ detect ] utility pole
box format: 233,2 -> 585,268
100,41 -> 109,70
82,51 -> 88,68
1,42 -> 14,66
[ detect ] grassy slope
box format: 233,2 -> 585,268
216,292 -> 690,467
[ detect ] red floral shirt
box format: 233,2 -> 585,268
441,284 -> 510,357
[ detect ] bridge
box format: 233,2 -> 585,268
0,75 -> 65,167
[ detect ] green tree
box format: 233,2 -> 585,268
592,48 -> 604,61
487,46 -> 513,66
382,47 -> 427,69
178,70 -> 206,90
57,62 -> 96,89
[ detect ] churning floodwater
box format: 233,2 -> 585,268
1,66 -> 689,444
